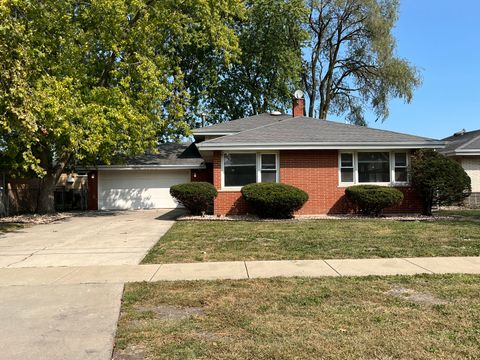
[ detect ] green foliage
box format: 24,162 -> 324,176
345,185 -> 404,216
0,0 -> 243,211
411,150 -> 471,215
194,0 -> 308,124
241,183 -> 308,219
303,0 -> 421,125
170,182 -> 218,215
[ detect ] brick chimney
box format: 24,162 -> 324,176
292,90 -> 305,117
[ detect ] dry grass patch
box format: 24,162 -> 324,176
114,275 -> 480,359
142,219 -> 480,263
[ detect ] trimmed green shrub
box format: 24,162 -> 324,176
170,182 -> 217,215
241,183 -> 308,219
345,185 -> 404,216
411,149 -> 471,215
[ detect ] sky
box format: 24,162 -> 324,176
326,0 -> 480,139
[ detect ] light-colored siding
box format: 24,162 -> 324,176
462,157 -> 480,192
98,170 -> 190,210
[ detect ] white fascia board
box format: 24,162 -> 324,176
197,142 -> 445,151
453,150 -> 480,156
86,164 -> 205,171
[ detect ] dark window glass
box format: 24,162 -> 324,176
224,153 -> 256,187
261,154 -> 277,183
358,152 -> 390,183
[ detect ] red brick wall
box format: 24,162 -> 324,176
212,150 -> 423,215
191,163 -> 213,183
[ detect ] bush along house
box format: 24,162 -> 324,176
85,92 -> 444,214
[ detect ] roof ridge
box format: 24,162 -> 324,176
200,114 -> 294,145
457,133 -> 480,150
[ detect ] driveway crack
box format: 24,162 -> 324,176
6,247 -> 47,268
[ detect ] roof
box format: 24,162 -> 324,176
197,115 -> 444,150
96,143 -> 205,169
442,129 -> 480,155
192,113 -> 291,135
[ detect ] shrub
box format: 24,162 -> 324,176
170,182 -> 217,215
345,185 -> 404,216
411,149 -> 471,215
241,183 -> 308,219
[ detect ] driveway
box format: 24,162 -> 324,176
0,209 -> 179,268
0,209 -> 179,360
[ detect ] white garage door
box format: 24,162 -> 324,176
98,170 -> 190,210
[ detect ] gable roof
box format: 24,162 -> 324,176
197,116 -> 444,150
442,129 -> 480,155
192,113 -> 290,135
96,143 -> 205,169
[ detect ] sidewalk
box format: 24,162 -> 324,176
1,256 -> 479,286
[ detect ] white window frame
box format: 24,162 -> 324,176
221,151 -> 279,190
338,150 -> 410,187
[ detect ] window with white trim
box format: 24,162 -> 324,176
340,153 -> 354,183
394,152 -> 408,182
339,151 -> 410,186
223,153 -> 256,187
222,152 -> 278,188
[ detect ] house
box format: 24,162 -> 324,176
441,129 -> 480,207
86,95 -> 445,214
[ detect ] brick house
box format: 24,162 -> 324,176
86,95 -> 444,214
193,97 -> 444,215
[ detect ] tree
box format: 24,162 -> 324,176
302,0 -> 420,125
411,150 -> 471,216
189,0 -> 308,124
0,0 -> 243,212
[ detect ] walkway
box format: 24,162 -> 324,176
1,256 -> 479,286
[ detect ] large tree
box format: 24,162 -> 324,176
189,0 -> 308,124
0,0 -> 243,212
302,0 -> 420,124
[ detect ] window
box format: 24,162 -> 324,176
260,154 -> 277,183
340,153 -> 354,183
222,152 -> 278,188
358,152 -> 390,183
394,152 -> 408,182
223,153 -> 256,187
339,151 -> 410,186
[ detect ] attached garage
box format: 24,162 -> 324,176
86,143 -> 206,210
98,169 -> 190,210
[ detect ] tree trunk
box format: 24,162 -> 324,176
36,173 -> 57,213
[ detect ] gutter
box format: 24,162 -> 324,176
197,141 -> 446,151
80,164 -> 206,171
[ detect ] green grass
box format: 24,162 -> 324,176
0,223 -> 24,233
142,219 -> 480,263
436,209 -> 480,220
114,275 -> 480,359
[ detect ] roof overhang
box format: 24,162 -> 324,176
197,142 -> 445,151
442,150 -> 480,156
81,164 -> 206,171
192,131 -> 237,136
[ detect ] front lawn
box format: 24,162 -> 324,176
436,209 -> 480,220
114,275 -> 480,359
142,219 -> 480,263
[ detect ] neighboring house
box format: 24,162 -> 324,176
86,96 -> 444,214
442,129 -> 480,207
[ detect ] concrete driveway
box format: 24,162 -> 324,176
0,209 -> 179,268
0,209 -> 180,360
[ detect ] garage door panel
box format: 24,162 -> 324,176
98,170 -> 190,210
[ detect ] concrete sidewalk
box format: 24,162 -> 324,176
1,256 -> 479,286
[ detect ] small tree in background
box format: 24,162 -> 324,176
411,149 -> 471,215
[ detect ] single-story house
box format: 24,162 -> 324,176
86,96 -> 445,214
441,129 -> 480,207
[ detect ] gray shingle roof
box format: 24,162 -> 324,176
193,113 -> 290,134
101,143 -> 205,168
442,129 -> 480,154
197,116 -> 443,149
